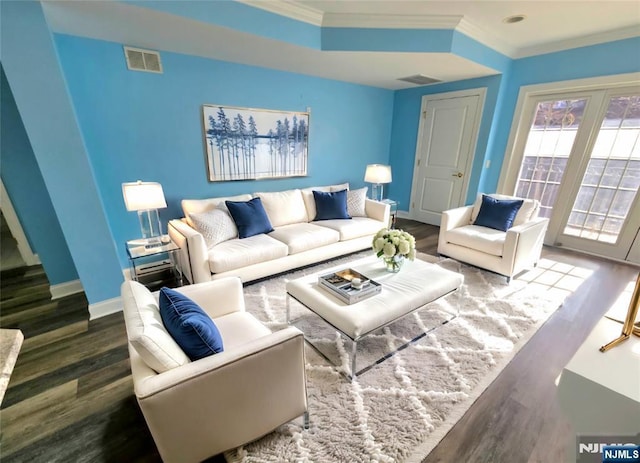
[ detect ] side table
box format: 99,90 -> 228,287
380,199 -> 399,229
126,238 -> 183,288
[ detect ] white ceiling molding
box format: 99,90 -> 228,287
514,24 -> 640,59
322,13 -> 462,29
455,18 -> 517,58
238,0 -> 323,26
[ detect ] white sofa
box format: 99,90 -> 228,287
438,194 -> 549,282
121,277 -> 308,463
169,184 -> 390,285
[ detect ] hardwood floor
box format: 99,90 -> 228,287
0,219 -> 636,462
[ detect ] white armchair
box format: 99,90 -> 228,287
438,194 -> 549,282
121,277 -> 308,463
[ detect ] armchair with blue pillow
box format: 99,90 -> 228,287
121,277 -> 308,463
438,194 -> 549,282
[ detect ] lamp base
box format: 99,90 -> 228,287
138,209 -> 162,240
370,184 -> 384,202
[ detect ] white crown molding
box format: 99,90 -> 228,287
238,0 -> 323,26
456,18 -> 517,58
514,25 -> 640,59
322,13 -> 462,29
50,279 -> 84,300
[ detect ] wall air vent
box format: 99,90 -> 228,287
124,46 -> 163,74
397,74 -> 441,86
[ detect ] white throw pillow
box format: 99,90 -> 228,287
190,208 -> 238,248
347,187 -> 368,217
182,194 -> 252,227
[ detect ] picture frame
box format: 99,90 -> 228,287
202,104 -> 310,182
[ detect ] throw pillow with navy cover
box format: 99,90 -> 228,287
474,194 -> 524,232
225,197 -> 274,238
313,189 -> 351,220
159,287 -> 224,360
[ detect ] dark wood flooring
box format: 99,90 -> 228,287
0,218 -> 636,462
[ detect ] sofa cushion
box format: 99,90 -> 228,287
474,195 -> 523,231
301,183 -> 350,222
446,225 -> 506,257
471,194 -> 539,227
226,197 -> 274,239
159,287 -> 224,361
347,187 -> 368,217
214,312 -> 271,350
313,189 -> 351,220
190,208 -> 238,248
208,234 -> 289,273
182,194 -> 252,227
254,189 -> 308,226
121,281 -> 190,373
313,216 -> 384,241
269,223 -> 340,254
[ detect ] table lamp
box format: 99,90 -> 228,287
364,164 -> 392,201
122,180 -> 167,244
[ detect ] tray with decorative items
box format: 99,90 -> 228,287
318,268 -> 381,304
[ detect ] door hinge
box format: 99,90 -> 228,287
412,202 -> 415,209
422,111 -> 426,118
417,159 -> 421,166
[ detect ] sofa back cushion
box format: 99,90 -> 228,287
254,189 -> 308,227
471,193 -> 539,227
121,281 -> 190,373
182,194 -> 253,227
301,183 -> 350,222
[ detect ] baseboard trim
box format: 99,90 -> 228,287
50,279 -> 84,299
397,210 -> 410,219
89,296 -> 123,320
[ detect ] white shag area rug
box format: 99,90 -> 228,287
225,252 -> 569,463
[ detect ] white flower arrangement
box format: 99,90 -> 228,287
372,228 -> 416,261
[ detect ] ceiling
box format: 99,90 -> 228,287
42,0 -> 640,90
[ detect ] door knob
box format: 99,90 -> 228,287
452,172 -> 464,178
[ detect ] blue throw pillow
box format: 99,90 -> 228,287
474,195 -> 524,232
225,197 -> 274,238
313,189 -> 351,221
159,287 -> 224,361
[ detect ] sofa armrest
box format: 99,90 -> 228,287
504,217 -> 549,272
174,277 -> 245,319
168,219 -> 211,284
134,327 -> 307,462
365,199 -> 390,224
440,206 -> 473,231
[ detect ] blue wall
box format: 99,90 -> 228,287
1,67 -> 79,285
53,34 -> 395,268
389,36 -> 640,209
1,0 -> 123,304
389,74 -> 503,207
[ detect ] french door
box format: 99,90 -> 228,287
509,86 -> 640,261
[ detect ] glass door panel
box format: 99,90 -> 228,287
515,99 -> 588,218
562,96 -> 640,244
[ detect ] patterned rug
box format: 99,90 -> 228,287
225,252 -> 570,463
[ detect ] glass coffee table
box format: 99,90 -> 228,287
286,255 -> 463,381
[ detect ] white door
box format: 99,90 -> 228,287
410,89 -> 485,225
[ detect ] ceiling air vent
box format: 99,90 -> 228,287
397,74 -> 441,86
124,46 -> 163,74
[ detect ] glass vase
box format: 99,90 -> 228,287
383,254 -> 405,273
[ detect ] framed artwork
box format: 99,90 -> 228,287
202,104 -> 310,182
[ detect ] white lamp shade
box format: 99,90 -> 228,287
122,181 -> 167,211
364,164 -> 392,184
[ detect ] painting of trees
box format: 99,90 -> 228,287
203,105 -> 309,181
